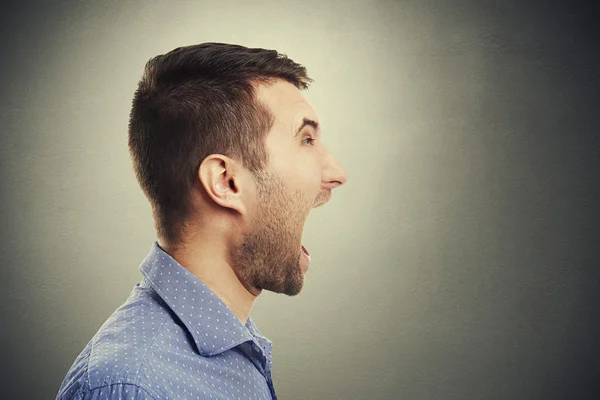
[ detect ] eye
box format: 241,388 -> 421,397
302,136 -> 316,146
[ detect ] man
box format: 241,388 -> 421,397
56,42 -> 347,400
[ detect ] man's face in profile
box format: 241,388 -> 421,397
230,79 -> 346,296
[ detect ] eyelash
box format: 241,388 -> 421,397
303,136 -> 316,146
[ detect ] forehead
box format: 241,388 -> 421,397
254,79 -> 319,133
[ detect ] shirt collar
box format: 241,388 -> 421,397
139,241 -> 271,357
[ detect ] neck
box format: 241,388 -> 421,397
159,234 -> 259,325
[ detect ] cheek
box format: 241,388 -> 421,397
302,162 -> 321,197
270,141 -> 321,196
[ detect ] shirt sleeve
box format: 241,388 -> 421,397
75,383 -> 158,400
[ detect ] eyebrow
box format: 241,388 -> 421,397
294,118 -> 320,138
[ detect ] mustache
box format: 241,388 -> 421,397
313,190 -> 331,208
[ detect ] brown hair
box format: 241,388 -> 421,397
128,43 -> 312,248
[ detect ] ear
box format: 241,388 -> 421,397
198,155 -> 247,216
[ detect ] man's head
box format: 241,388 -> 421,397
128,43 -> 347,296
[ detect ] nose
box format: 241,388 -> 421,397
321,149 -> 348,190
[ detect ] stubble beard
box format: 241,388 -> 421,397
232,169 -> 309,296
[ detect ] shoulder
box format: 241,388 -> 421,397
57,286 -> 175,399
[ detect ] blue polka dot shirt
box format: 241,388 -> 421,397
56,241 -> 278,399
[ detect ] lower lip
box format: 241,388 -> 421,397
300,244 -> 311,272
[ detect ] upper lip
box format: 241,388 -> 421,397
313,191 -> 332,209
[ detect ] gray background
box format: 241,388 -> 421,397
1,0 -> 598,399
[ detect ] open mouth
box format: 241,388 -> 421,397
300,244 -> 311,272
301,244 -> 310,257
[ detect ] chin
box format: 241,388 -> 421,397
283,283 -> 304,297
282,266 -> 305,296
